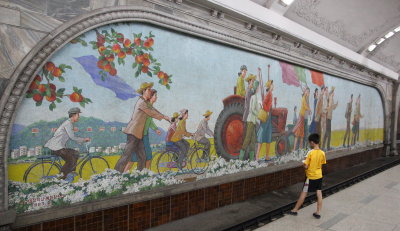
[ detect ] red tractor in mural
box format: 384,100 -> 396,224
214,93 -> 293,160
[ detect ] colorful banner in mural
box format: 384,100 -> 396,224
8,23 -> 384,213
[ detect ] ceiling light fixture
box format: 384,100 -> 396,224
376,38 -> 385,44
384,31 -> 394,38
367,44 -> 376,52
280,0 -> 295,6
395,26 -> 400,32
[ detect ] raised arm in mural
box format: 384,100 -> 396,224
44,108 -> 90,182
89,29 -> 173,89
114,82 -> 170,173
26,62 -> 92,111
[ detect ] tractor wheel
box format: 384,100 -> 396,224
214,102 -> 244,160
275,135 -> 288,155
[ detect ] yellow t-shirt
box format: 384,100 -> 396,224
304,149 -> 326,180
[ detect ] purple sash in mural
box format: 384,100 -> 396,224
74,55 -> 138,100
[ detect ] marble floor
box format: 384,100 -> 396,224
255,164 -> 400,231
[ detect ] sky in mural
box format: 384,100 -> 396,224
14,23 -> 383,132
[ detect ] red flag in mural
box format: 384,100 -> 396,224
311,70 -> 324,86
280,61 -> 300,87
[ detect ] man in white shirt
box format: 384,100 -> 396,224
45,107 -> 90,180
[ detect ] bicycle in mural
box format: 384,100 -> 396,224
23,142 -> 110,183
155,138 -> 214,176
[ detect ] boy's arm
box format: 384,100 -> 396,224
303,155 -> 311,169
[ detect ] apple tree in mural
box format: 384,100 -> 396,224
91,28 -> 173,89
26,62 -> 91,111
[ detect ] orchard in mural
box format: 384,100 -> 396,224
8,22 -> 384,213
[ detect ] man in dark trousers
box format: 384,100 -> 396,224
114,82 -> 170,173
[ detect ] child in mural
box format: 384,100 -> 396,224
292,87 -> 311,151
288,133 -> 326,218
171,109 -> 194,166
166,112 -> 180,144
236,65 -> 247,97
309,88 -> 319,134
343,94 -> 353,147
240,80 -> 260,161
44,107 -> 90,181
323,87 -> 338,150
194,110 -> 214,159
352,94 -> 363,145
114,82 -> 170,173
125,89 -> 162,172
256,75 -> 274,161
293,106 -> 298,125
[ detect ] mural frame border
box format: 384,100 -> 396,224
0,3 -> 391,218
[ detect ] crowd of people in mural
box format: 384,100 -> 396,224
235,64 -> 364,162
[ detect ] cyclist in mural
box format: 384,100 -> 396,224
171,109 -> 194,165
114,82 -> 170,173
256,69 -> 274,161
343,94 -> 353,147
194,110 -> 214,159
240,76 -> 259,161
236,65 -> 247,97
125,89 -> 162,172
323,87 -> 338,150
44,107 -> 90,181
352,94 -> 363,145
309,88 -> 319,134
292,86 -> 311,151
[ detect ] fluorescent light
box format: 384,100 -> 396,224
395,26 -> 400,32
280,0 -> 295,6
384,31 -> 394,38
368,44 -> 376,52
376,38 -> 385,44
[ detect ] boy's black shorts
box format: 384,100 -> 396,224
302,178 -> 323,192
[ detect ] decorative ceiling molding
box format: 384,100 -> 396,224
289,0 -> 397,51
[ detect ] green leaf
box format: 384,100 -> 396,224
81,40 -> 87,46
73,87 -> 78,92
105,38 -> 111,43
118,58 -> 122,65
56,98 -> 62,103
111,28 -> 116,34
121,59 -> 125,65
148,47 -> 153,51
65,65 -> 72,70
78,89 -> 82,94
166,84 -> 170,90
132,62 -> 138,69
89,41 -> 97,45
26,93 -> 33,98
138,33 -> 142,38
135,70 -> 140,77
58,76 -> 65,82
80,102 -> 86,108
158,79 -> 162,84
46,88 -> 51,97
147,72 -> 152,77
36,101 -> 42,106
86,98 -> 92,103
103,50 -> 111,56
59,64 -> 66,69
49,75 -> 54,81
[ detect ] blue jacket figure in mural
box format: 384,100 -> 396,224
128,89 -> 162,171
44,107 -> 90,182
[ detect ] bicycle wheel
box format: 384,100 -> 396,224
156,151 -> 179,176
188,147 -> 210,175
79,156 -> 110,180
23,160 -> 61,183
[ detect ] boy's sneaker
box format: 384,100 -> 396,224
313,213 -> 321,219
287,211 -> 298,216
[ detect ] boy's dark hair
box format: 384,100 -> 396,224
308,133 -> 320,144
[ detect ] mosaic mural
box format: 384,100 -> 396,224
8,22 -> 384,213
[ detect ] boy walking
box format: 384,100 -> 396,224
288,133 -> 326,219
